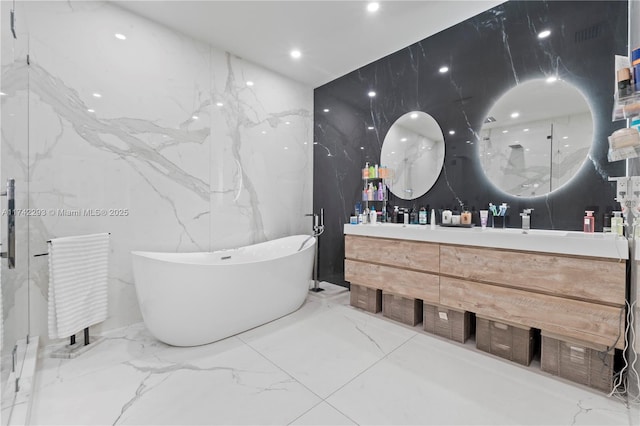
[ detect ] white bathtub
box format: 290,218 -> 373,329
131,235 -> 316,346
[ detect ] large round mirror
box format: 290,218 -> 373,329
381,111 -> 445,200
479,78 -> 593,197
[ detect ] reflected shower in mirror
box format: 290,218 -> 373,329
479,78 -> 594,197
381,111 -> 445,200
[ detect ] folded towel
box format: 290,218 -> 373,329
48,233 -> 109,340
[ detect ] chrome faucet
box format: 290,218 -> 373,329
520,208 -> 533,232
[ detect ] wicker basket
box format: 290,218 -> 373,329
349,284 -> 382,313
423,303 -> 470,343
541,332 -> 614,392
382,292 -> 422,326
476,316 -> 535,366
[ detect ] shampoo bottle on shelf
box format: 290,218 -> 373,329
377,184 -> 384,201
612,211 -> 623,236
363,162 -> 369,179
583,210 -> 595,233
367,183 -> 374,201
374,164 -> 379,178
369,164 -> 375,179
369,206 -> 377,224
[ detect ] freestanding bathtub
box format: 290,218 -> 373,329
131,235 -> 316,346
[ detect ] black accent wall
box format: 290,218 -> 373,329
313,1 -> 628,286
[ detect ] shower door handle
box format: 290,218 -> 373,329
0,179 -> 16,269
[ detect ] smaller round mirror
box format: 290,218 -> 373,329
381,111 -> 445,200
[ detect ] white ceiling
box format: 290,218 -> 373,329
112,0 -> 503,88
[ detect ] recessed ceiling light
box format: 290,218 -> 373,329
564,144 -> 570,148
525,148 -> 530,152
502,130 -> 509,134
0,92 -> 6,96
439,66 -> 449,73
285,121 -> 291,125
367,126 -> 374,130
391,151 -> 395,154
367,2 -> 379,13
563,136 -> 569,139
192,116 -> 198,120
261,130 -> 267,134
216,102 -> 224,107
290,50 -> 301,59
449,130 -> 455,135
313,142 -> 318,145
410,113 -> 418,119
115,33 -> 126,40
360,146 -> 364,150
538,29 -> 551,39
523,128 -> 530,132
303,142 -> 308,145
466,141 -> 471,144
368,91 -> 376,97
87,109 -> 95,113
546,76 -> 558,83
510,112 -> 520,118
401,138 -> 408,142
246,81 -> 254,86
92,93 -> 102,98
284,146 -> 289,150
323,108 -> 330,113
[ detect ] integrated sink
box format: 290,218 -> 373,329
480,227 -> 569,237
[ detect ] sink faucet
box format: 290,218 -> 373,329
520,208 -> 533,231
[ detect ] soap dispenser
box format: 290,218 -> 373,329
583,210 -> 595,233
612,211 -> 623,236
369,206 -> 377,224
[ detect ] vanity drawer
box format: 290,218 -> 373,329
345,259 -> 439,303
345,235 -> 439,273
439,277 -> 625,350
439,245 -> 625,306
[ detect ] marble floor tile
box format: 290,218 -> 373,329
239,301 -> 417,398
289,401 -> 357,425
326,332 -> 633,425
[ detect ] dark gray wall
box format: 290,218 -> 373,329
313,0 -> 628,285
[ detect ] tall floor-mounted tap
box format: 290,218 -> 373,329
305,208 -> 325,292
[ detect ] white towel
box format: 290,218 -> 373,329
48,233 -> 109,340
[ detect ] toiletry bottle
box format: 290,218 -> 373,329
369,164 -> 375,179
363,162 -> 369,179
367,183 -> 374,201
410,206 -> 418,224
403,209 -> 409,225
369,206 -> 376,224
392,206 -> 399,223
398,208 -> 404,224
612,211 -> 623,236
430,209 -> 436,229
419,207 -> 427,225
374,164 -> 379,178
461,208 -> 472,225
362,187 -> 367,201
583,210 -> 595,233
362,208 -> 369,224
377,183 -> 383,201
442,209 -> 452,224
603,211 -> 612,233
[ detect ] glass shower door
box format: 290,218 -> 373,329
1,0 -> 31,409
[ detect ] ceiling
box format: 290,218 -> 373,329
112,0 -> 503,88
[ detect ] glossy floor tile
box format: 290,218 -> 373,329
29,282 -> 638,425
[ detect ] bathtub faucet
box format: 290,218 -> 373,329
306,208 -> 325,293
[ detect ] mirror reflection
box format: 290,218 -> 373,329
479,78 -> 593,197
381,111 -> 445,200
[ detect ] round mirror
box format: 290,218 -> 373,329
381,111 -> 445,200
479,78 -> 593,197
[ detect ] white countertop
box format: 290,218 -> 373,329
344,223 -> 629,260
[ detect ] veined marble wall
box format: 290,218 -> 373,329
1,0 -> 312,351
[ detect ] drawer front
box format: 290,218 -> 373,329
440,276 -> 625,350
439,245 -> 625,306
345,259 -> 439,303
345,235 -> 439,273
